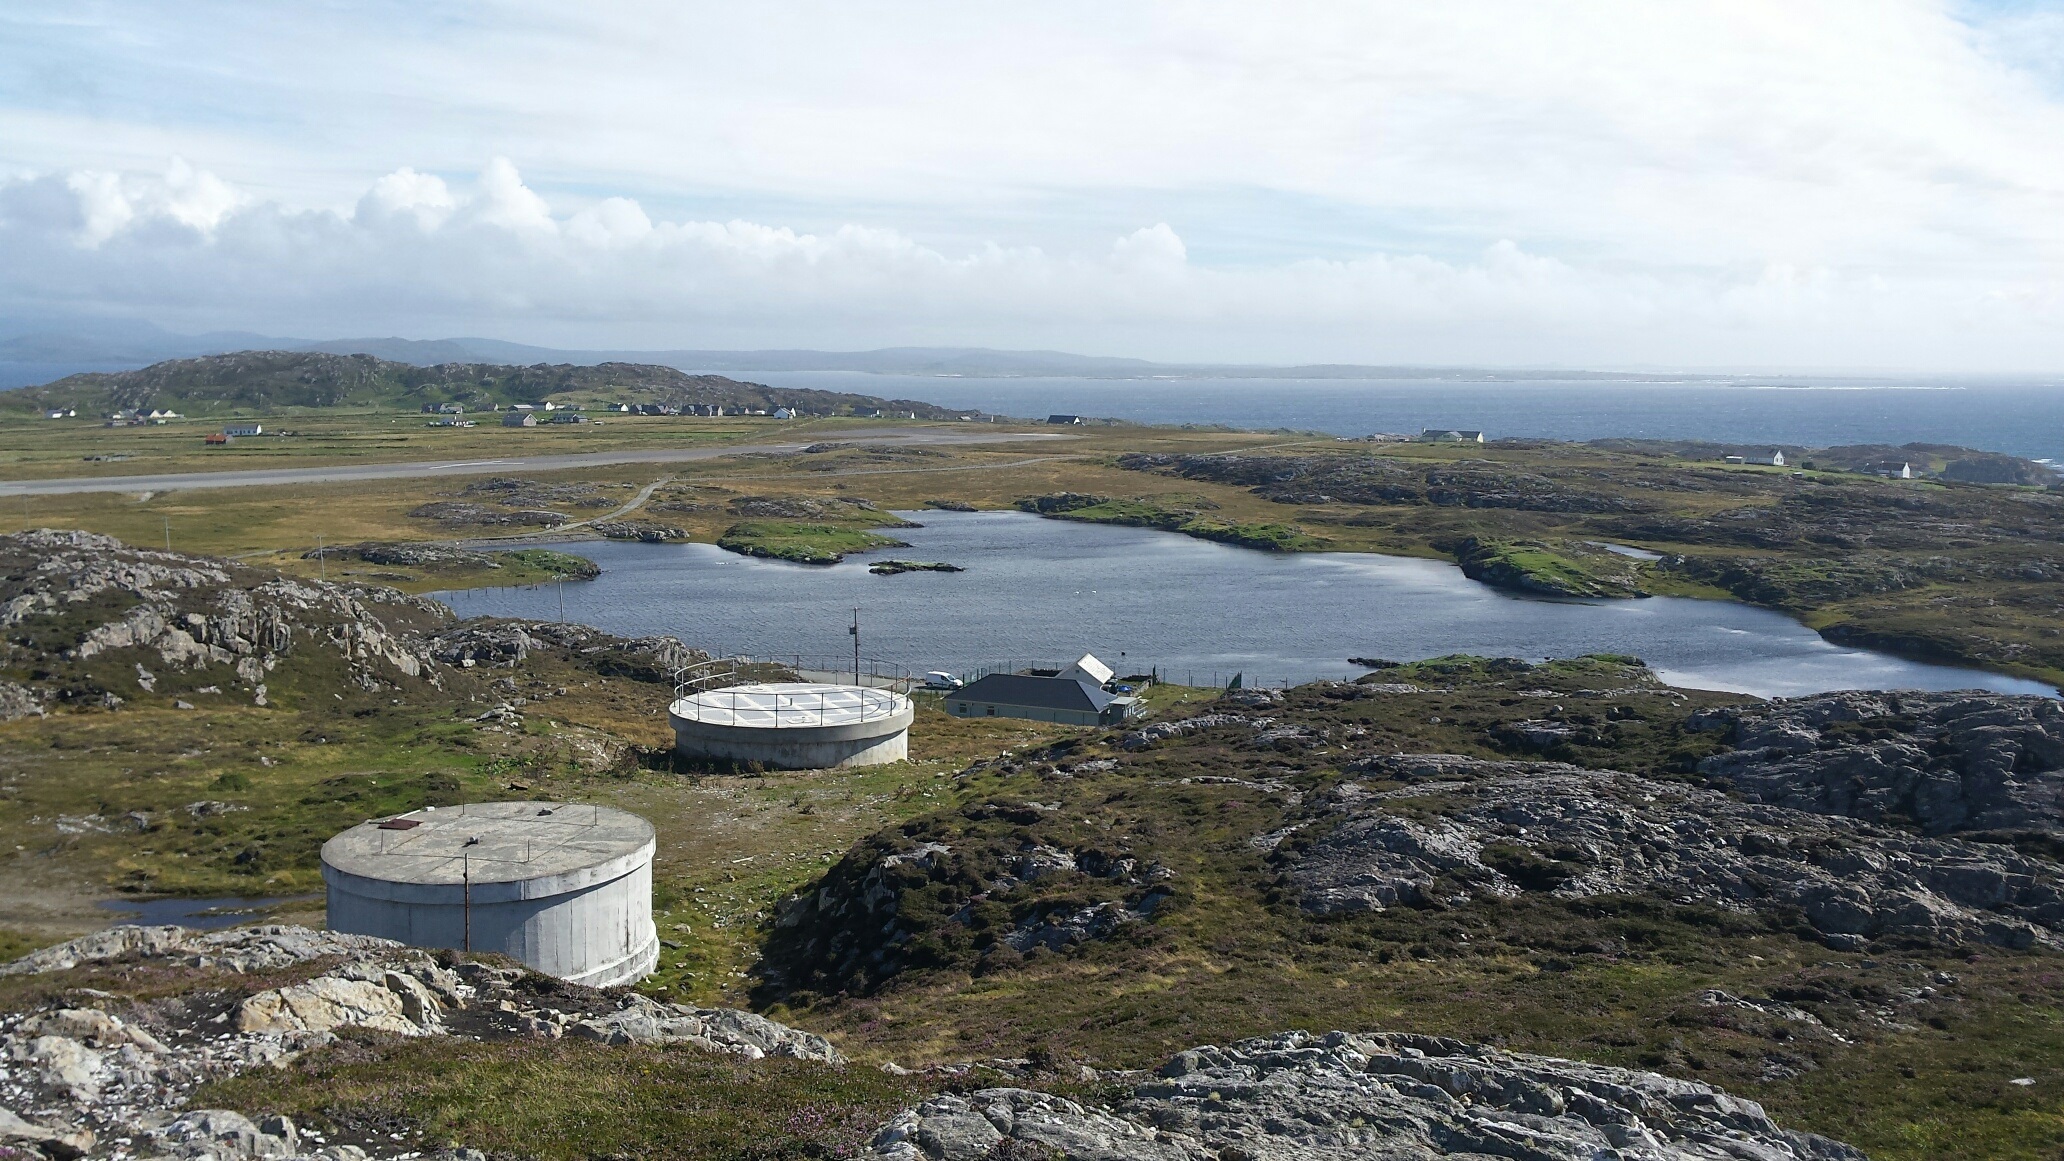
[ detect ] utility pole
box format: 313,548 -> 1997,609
162,517 -> 171,554
315,534 -> 325,583
557,577 -> 566,623
849,608 -> 860,684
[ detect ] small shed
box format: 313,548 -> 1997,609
502,412 -> 537,427
1060,652 -> 1115,687
204,433 -> 231,445
944,674 -> 1135,727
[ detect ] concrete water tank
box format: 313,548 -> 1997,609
668,681 -> 913,770
321,801 -> 658,987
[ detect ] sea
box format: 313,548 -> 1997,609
756,372 -> 2064,465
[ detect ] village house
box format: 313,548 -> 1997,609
1419,429 -> 1485,443
501,411 -> 537,427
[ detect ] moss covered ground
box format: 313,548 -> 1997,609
713,521 -> 911,565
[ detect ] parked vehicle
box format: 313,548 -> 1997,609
920,671 -> 964,691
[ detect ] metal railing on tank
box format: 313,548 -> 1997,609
669,684 -> 904,727
670,654 -> 913,699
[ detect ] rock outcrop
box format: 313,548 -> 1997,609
869,1030 -> 1862,1160
425,620 -> 702,681
0,530 -> 449,706
564,995 -> 842,1062
1279,754 -> 2064,949
0,925 -> 841,1160
1692,690 -> 2064,837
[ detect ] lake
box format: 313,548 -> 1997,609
433,512 -> 2057,699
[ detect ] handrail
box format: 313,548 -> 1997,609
668,682 -> 906,727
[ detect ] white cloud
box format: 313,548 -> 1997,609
0,157 -> 2060,367
1,3 -> 2063,366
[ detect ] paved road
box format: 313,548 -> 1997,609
0,428 -> 1069,496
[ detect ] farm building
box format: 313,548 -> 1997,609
502,412 -> 537,427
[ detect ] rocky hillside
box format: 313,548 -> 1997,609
0,529 -> 700,718
0,529 -> 453,716
871,1030 -> 1862,1160
1692,690 -> 2064,839
0,924 -> 1865,1161
0,925 -> 841,1161
4,351 -> 967,418
751,658 -> 2064,1158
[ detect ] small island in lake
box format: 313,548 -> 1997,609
868,559 -> 965,575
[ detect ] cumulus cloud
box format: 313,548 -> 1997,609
1,155 -> 2058,368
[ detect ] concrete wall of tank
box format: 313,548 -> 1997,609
322,845 -> 658,988
669,703 -> 913,770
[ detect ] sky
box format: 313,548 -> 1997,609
3,1 -> 2064,369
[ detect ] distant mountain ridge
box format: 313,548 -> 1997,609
0,322 -> 1848,387
1,350 -> 974,418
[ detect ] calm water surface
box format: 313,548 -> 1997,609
761,372 -> 2064,464
434,512 -> 2056,699
98,895 -> 316,930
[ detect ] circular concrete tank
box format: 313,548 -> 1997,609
668,682 -> 912,770
321,801 -> 658,988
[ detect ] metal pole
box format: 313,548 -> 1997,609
850,608 -> 860,683
316,534 -> 325,583
462,852 -> 471,952
557,577 -> 565,623
163,517 -> 171,554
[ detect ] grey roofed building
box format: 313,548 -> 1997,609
501,411 -> 537,427
944,673 -> 1134,727
1418,428 -> 1484,443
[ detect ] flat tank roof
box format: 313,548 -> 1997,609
668,682 -> 909,729
323,801 -> 654,889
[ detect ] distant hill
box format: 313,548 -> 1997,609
1,351 -> 975,419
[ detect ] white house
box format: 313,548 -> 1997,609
1419,429 -> 1485,443
1060,652 -> 1115,688
772,407 -> 796,420
42,408 -> 75,420
1768,450 -> 1786,467
223,422 -> 263,437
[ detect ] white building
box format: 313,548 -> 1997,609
1060,652 -> 1115,687
42,408 -> 75,420
223,422 -> 263,437
1419,429 -> 1485,443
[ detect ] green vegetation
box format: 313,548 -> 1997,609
715,522 -> 911,565
1119,443 -> 2064,685
496,548 -> 603,579
199,1036 -> 934,1161
1448,536 -> 1650,598
1016,492 -> 1323,552
5,351 -> 969,419
737,657 -> 2064,1159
